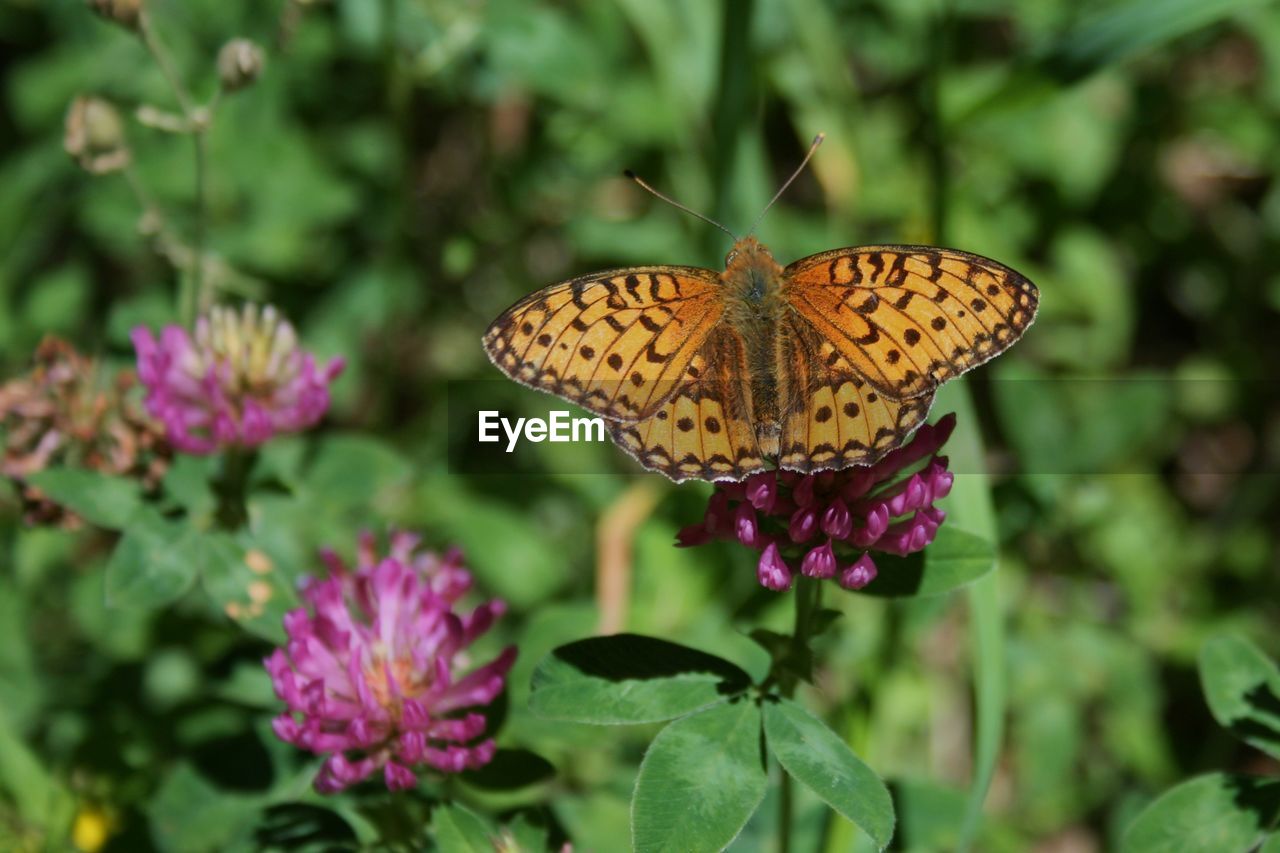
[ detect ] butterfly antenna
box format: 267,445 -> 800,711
746,132 -> 825,237
624,169 -> 738,240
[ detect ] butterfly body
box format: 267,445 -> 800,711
484,239 -> 1037,482
720,237 -> 787,459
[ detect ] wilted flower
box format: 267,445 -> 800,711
0,337 -> 169,527
677,414 -> 957,592
217,38 -> 265,92
86,0 -> 142,32
131,304 -> 344,454
265,532 -> 516,793
64,96 -> 130,175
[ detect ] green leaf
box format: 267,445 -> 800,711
859,526 -> 995,598
935,384 -> 1005,853
529,634 -> 751,725
0,705 -> 74,836
1122,773 -> 1280,853
460,748 -> 556,791
301,433 -> 407,508
1198,633 -> 1280,759
1041,0 -> 1269,84
25,468 -> 141,529
763,698 -> 895,849
505,814 -> 551,851
161,456 -> 216,520
959,0 -> 1269,122
105,511 -> 203,608
199,533 -> 298,644
632,700 -> 767,853
149,764 -> 261,853
431,803 -> 498,853
1261,833 -> 1280,853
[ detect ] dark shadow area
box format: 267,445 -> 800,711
190,728 -> 275,792
1227,682 -> 1280,755
859,551 -> 926,597
475,686 -> 510,741
551,633 -> 751,694
254,804 -> 358,850
1226,774 -> 1280,830
461,748 -> 556,791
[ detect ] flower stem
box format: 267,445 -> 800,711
191,124 -> 209,318
778,576 -> 822,851
213,449 -> 254,530
138,11 -> 213,326
138,14 -> 194,116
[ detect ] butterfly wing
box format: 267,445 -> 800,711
483,266 -> 723,422
778,313 -> 933,473
610,327 -> 769,482
784,246 -> 1038,400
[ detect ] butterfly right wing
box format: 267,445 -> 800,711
784,246 -> 1037,400
610,327 -> 769,482
778,312 -> 933,473
483,266 -> 724,422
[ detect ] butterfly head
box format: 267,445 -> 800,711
724,236 -> 775,272
723,237 -> 784,306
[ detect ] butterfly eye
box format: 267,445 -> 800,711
724,250 -> 738,266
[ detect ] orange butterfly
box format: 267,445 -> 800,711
483,136 -> 1038,482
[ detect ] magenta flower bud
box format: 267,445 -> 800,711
800,540 -> 837,579
757,543 -> 794,591
788,507 -> 818,542
384,762 -> 417,791
821,497 -> 853,539
265,531 -> 515,794
839,553 -> 878,590
887,474 -> 925,516
746,471 -> 778,512
927,461 -> 954,501
851,504 -> 891,547
735,502 -> 765,547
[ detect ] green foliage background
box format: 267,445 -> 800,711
0,0 -> 1278,849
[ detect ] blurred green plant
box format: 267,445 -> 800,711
1123,634 -> 1280,852
0,0 -> 1277,849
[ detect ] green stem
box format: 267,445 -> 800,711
213,449 -> 254,531
779,770 -> 793,853
708,0 -> 755,252
138,11 -> 212,325
191,124 -> 209,318
779,576 -> 821,852
138,13 -> 195,115
924,7 -> 950,244
920,7 -> 1007,843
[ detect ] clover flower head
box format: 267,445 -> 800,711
264,531 -> 516,793
677,414 -> 957,592
131,304 -> 344,454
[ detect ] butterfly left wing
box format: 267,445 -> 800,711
483,266 -> 723,422
610,327 -> 769,482
777,313 -> 933,473
784,246 -> 1038,400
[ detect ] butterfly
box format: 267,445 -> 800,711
482,137 -> 1038,483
